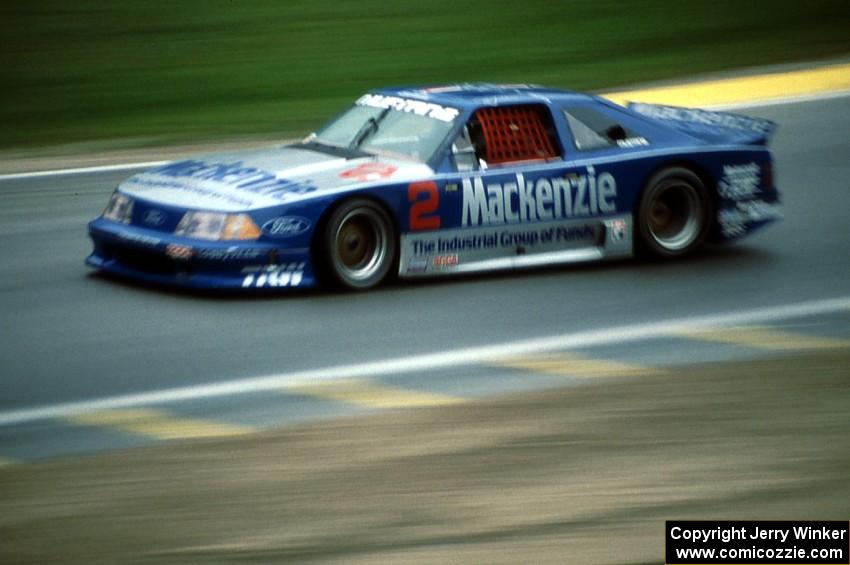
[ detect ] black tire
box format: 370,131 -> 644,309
635,167 -> 711,258
321,199 -> 396,290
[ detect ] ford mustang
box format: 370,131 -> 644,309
87,84 -> 781,290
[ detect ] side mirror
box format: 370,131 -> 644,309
452,142 -> 478,172
605,125 -> 627,141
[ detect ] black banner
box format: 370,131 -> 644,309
666,521 -> 849,564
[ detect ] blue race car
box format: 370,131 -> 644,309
87,84 -> 781,290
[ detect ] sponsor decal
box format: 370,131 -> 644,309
719,209 -> 746,237
356,93 -> 460,123
739,200 -> 783,222
125,176 -> 255,208
118,232 -> 160,246
616,137 -> 649,148
718,162 -> 761,200
629,103 -> 775,135
197,247 -> 264,261
461,166 -> 617,227
400,217 -> 616,277
410,224 -> 597,255
339,163 -> 397,182
406,257 -> 429,273
241,263 -> 306,288
165,243 -> 193,261
147,160 -> 317,201
262,216 -> 312,238
719,199 -> 783,237
143,209 -> 167,227
607,219 -> 627,241
431,254 -> 459,269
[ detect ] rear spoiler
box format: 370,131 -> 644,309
627,102 -> 777,146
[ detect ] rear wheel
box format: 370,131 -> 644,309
322,199 -> 396,290
636,167 -> 711,258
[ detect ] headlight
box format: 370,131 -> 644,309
221,213 -> 263,240
102,192 -> 134,224
174,211 -> 261,241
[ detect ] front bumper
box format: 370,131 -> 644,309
86,218 -> 316,290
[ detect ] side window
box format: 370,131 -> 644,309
452,104 -> 561,170
451,124 -> 478,172
563,106 -> 648,151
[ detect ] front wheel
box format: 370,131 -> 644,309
636,167 -> 711,258
322,199 -> 396,290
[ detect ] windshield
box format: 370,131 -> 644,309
312,95 -> 459,163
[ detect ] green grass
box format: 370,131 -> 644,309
2,0 -> 848,150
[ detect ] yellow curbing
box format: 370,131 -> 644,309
285,378 -> 465,409
491,352 -> 661,379
66,408 -> 255,441
603,63 -> 850,108
674,326 -> 850,351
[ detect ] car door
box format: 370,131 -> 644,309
400,102 -> 631,276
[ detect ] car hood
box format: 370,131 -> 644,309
118,143 -> 434,212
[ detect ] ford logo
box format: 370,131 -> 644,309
143,209 -> 166,227
262,216 -> 311,237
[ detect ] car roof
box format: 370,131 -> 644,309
373,83 -> 596,111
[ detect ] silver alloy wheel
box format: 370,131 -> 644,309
636,167 -> 710,258
326,201 -> 394,289
646,180 -> 703,252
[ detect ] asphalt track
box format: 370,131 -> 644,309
3,350 -> 849,564
0,95 -> 849,459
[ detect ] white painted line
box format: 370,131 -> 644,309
0,295 -> 848,427
0,160 -> 167,181
2,89 -> 849,182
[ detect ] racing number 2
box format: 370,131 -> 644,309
408,181 -> 440,231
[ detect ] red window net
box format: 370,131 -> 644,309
475,106 -> 558,164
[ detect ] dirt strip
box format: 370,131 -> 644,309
1,351 -> 848,564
